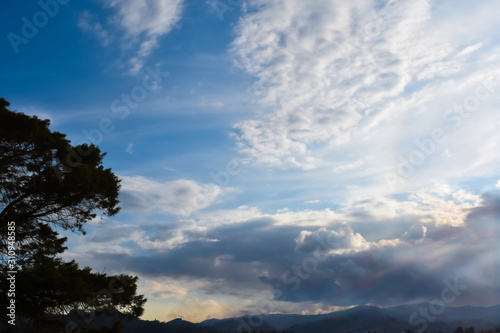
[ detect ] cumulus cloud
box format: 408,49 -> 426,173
64,0 -> 500,320
295,224 -> 372,254
341,182 -> 481,226
264,193 -> 499,306
120,176 -> 229,216
65,184 -> 500,311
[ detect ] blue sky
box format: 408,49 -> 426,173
2,0 -> 500,323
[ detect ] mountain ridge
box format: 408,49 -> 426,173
54,303 -> 500,333
199,303 -> 500,333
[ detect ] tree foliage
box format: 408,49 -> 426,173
0,98 -> 146,332
5,257 -> 146,331
0,98 -> 120,235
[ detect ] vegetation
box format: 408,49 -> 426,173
0,98 -> 145,332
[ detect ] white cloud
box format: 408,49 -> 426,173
84,0 -> 184,74
270,208 -> 343,227
185,205 -> 262,228
120,176 -> 229,216
341,182 -> 481,226
145,278 -> 188,299
295,224 -> 372,254
78,11 -> 113,46
126,143 -> 134,154
175,182 -> 482,229
331,158 -> 367,174
61,183 -> 499,315
456,42 -> 483,57
64,183 -> 486,266
305,200 -> 321,204
231,0 -> 500,179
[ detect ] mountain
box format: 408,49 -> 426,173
287,305 -> 450,333
114,316 -> 224,333
200,316 -> 279,332
36,304 -> 499,333
200,303 -> 500,333
288,306 -> 410,333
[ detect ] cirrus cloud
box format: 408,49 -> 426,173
78,0 -> 184,73
231,0 -> 500,180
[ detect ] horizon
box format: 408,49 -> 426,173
187,303 -> 500,324
1,0 -> 500,326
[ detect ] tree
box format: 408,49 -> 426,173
0,98 -> 119,234
8,257 -> 146,332
0,98 -> 146,331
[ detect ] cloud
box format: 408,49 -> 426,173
402,223 -> 427,242
331,159 -> 366,174
79,0 -> 183,74
230,0 -> 500,177
340,182 -> 481,226
145,278 -> 188,299
165,298 -> 230,323
305,200 -> 321,204
107,0 -> 183,73
125,143 -> 134,154
295,224 -> 372,254
119,176 -> 229,216
264,195 -> 499,306
78,11 -> 113,46
184,206 -> 263,228
456,42 -> 483,57
64,184 -> 500,310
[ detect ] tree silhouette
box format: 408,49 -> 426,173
0,98 -> 145,332
0,98 -> 119,237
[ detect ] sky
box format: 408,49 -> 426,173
1,0 -> 500,324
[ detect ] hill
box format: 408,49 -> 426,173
33,303 -> 499,333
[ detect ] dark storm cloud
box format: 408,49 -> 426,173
84,194 -> 500,307
466,191 -> 500,225
87,218 -> 306,287
262,195 -> 500,307
266,242 -> 460,306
